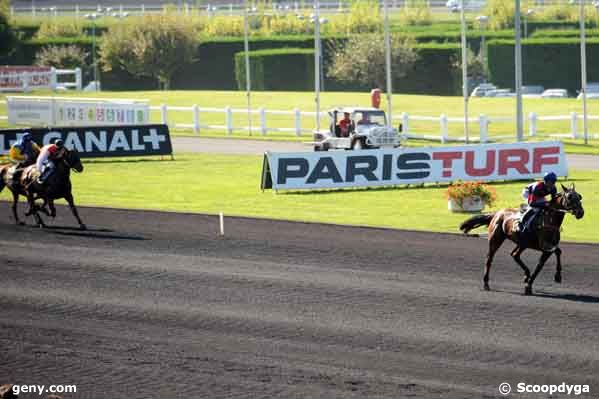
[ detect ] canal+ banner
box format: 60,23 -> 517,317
261,141 -> 567,190
0,124 -> 172,158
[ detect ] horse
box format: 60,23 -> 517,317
0,160 -> 36,225
13,148 -> 85,229
459,184 -> 584,295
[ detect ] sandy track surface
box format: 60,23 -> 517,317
1,204 -> 598,398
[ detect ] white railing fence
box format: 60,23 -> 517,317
1,101 -> 598,142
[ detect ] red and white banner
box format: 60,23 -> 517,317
261,141 -> 568,190
0,66 -> 52,91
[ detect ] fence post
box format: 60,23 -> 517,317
50,68 -> 58,91
225,106 -> 233,135
22,72 -> 30,92
402,112 -> 409,135
160,104 -> 168,125
529,112 -> 537,137
75,67 -> 82,90
229,3 -> 233,15
440,114 -> 448,143
192,104 -> 200,134
294,108 -> 301,136
141,4 -> 145,14
259,107 -> 267,135
479,114 -> 488,143
571,111 -> 578,139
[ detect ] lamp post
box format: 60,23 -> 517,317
244,1 -> 252,136
524,9 -> 534,38
580,0 -> 589,144
314,0 -> 321,132
460,0 -> 469,143
85,12 -> 101,91
515,0 -> 524,141
384,0 -> 392,126
475,15 -> 488,81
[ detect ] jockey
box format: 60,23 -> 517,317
9,132 -> 40,167
338,112 -> 352,137
36,139 -> 66,184
520,171 -> 558,234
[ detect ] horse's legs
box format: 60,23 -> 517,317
48,200 -> 56,218
554,247 -> 562,283
11,190 -> 24,226
26,192 -> 45,228
525,251 -> 553,295
65,193 -> 85,230
484,225 -> 505,291
510,246 -> 531,283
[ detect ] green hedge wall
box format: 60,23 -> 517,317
487,38 -> 599,94
234,48 -> 314,91
532,29 -> 599,39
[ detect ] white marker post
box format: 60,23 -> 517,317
219,212 -> 224,236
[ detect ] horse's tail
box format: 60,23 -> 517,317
0,166 -> 6,194
459,213 -> 495,234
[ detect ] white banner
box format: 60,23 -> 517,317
261,141 -> 568,190
7,96 -> 150,127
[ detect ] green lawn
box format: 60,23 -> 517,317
4,153 -> 593,243
2,90 -> 599,154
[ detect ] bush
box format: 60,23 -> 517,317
399,0 -> 432,26
36,21 -> 82,39
35,44 -> 89,70
327,34 -> 418,89
446,181 -> 497,208
234,48 -> 314,91
0,5 -> 16,57
100,15 -> 199,89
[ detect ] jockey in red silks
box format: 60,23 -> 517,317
520,171 -> 558,234
36,139 -> 66,184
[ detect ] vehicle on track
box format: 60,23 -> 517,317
312,107 -> 401,151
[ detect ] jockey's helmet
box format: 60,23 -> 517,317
22,132 -> 32,142
543,171 -> 557,184
54,139 -> 64,148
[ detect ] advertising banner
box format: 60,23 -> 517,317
0,124 -> 173,158
261,142 -> 568,190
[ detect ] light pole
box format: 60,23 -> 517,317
475,15 -> 488,82
384,0 -> 392,127
460,0 -> 469,143
579,0 -> 589,144
85,13 -> 101,91
515,0 -> 524,141
314,0 -> 321,133
244,1 -> 252,136
524,9 -> 534,38
309,15 -> 328,92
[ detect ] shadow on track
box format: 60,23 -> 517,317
42,225 -> 147,241
493,288 -> 599,303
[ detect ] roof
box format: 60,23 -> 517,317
330,107 -> 385,113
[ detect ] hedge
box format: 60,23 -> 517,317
487,38 -> 599,94
1,35 -> 462,94
234,48 -> 314,91
532,29 -> 599,39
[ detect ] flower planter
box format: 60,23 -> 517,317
448,196 -> 485,213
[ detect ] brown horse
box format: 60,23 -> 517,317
0,148 -> 85,229
459,184 -> 584,295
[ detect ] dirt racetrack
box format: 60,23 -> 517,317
1,203 -> 598,398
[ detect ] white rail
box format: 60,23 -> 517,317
1,100 -> 598,141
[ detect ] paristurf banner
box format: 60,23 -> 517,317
261,141 -> 568,190
0,124 -> 173,158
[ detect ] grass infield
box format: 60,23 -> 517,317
5,153 -> 590,243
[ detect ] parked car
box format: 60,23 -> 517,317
485,89 -> 515,98
522,85 -> 544,98
470,83 -> 497,97
541,89 -> 569,98
312,107 -> 401,151
577,82 -> 599,100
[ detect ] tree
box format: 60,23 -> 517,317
452,48 -> 487,83
100,15 -> 198,90
35,45 -> 89,70
327,34 -> 418,89
0,0 -> 16,58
